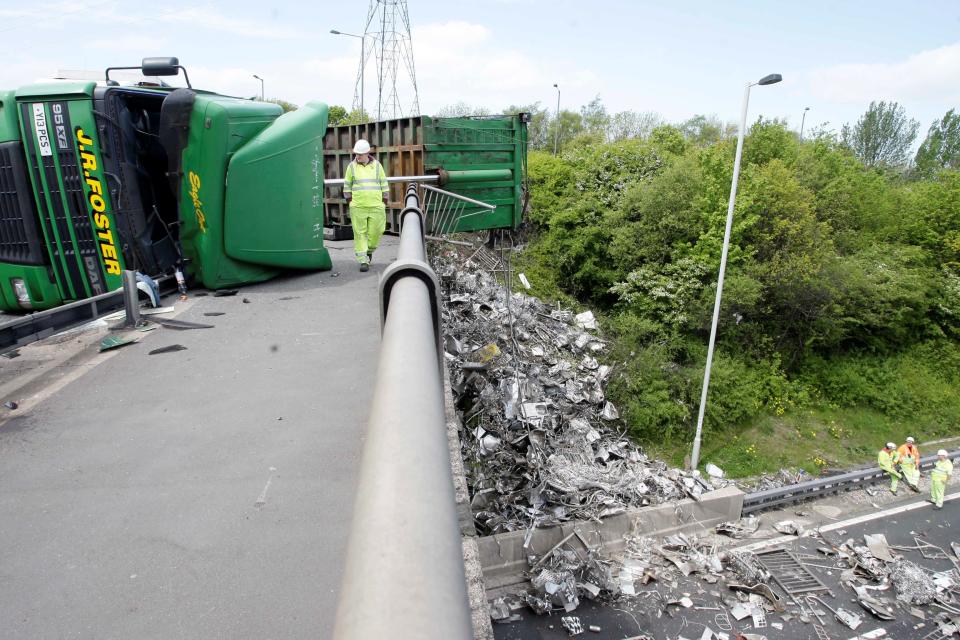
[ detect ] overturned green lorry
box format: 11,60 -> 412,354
0,57 -> 530,312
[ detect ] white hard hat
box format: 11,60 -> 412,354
906,437 -> 915,443
938,449 -> 949,456
352,139 -> 371,155
886,442 -> 896,449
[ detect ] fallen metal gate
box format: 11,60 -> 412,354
757,548 -> 829,596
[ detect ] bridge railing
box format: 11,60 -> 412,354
332,185 -> 473,639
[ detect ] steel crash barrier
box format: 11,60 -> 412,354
332,184 -> 473,639
0,275 -> 173,354
742,450 -> 960,514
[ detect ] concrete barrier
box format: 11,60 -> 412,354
479,485 -> 745,595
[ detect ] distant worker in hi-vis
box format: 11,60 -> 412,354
878,442 -> 902,494
343,139 -> 389,272
897,436 -> 921,490
930,450 -> 953,510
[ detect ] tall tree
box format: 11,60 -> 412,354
505,103 -> 550,150
435,102 -> 491,117
608,111 -> 663,141
915,108 -> 960,176
328,105 -> 348,125
580,96 -> 610,137
546,110 -> 584,153
680,114 -> 724,146
841,101 -> 919,167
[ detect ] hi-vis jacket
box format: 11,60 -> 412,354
932,458 -> 954,481
878,448 -> 900,472
898,443 -> 920,466
344,159 -> 389,208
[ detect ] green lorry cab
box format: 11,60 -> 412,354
0,57 -> 332,311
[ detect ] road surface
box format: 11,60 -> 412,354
0,239 -> 396,640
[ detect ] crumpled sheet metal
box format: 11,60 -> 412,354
437,254 -> 725,535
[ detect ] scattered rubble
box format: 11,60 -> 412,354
438,254 -> 727,536
436,250 -> 960,637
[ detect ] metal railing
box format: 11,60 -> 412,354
332,185 -> 473,639
421,183 -> 496,238
742,450 -> 960,514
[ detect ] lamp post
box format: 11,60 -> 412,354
800,106 -> 810,141
331,29 -> 366,118
253,74 -> 264,101
689,73 -> 782,472
553,83 -> 560,155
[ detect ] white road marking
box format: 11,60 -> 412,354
255,475 -> 274,508
737,491 -> 960,553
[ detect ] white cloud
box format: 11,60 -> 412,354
0,1 -> 304,39
408,20 -> 598,113
89,35 -> 167,52
156,7 -> 304,39
807,41 -> 960,105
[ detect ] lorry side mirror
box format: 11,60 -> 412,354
106,57 -> 192,88
141,57 -> 180,76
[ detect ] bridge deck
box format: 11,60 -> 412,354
0,238 -> 395,640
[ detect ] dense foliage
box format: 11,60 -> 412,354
520,111 -> 960,467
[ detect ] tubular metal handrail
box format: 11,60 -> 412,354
323,175 -> 439,187
332,185 -> 473,639
742,450 -> 960,514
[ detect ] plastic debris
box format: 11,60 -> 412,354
773,520 -> 804,536
99,335 -> 137,352
3,401 -> 17,410
149,344 -> 187,355
135,272 -> 160,307
150,318 -> 214,330
574,311 -> 597,330
705,463 -> 725,478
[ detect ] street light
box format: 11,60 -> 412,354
331,29 -> 366,119
553,83 -> 560,155
689,72 -> 783,472
252,74 -> 264,101
800,106 -> 810,141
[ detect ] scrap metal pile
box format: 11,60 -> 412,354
436,252 -> 725,536
491,521 -> 960,637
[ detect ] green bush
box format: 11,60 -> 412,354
522,120 -> 960,464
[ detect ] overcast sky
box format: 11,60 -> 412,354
1,0 -> 958,135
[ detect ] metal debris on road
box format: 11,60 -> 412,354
561,615 -> 584,636
148,344 -> 188,355
438,254 -> 725,536
151,318 -> 214,330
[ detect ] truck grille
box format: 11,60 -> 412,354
0,141 -> 46,265
20,101 -> 105,298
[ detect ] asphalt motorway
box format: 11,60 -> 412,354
0,239 -> 395,640
494,492 -> 960,640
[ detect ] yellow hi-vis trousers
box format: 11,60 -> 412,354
900,460 -> 919,487
350,206 -> 386,264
